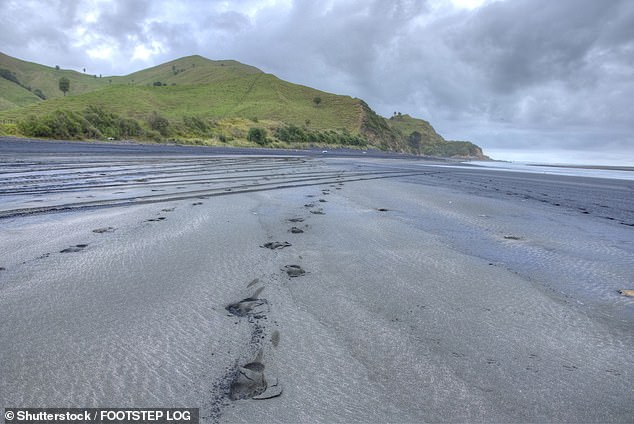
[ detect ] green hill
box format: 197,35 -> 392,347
112,55 -> 262,86
387,114 -> 486,158
0,52 -> 486,158
0,52 -> 109,106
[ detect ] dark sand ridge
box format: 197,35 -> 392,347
0,152 -> 434,219
0,141 -> 632,422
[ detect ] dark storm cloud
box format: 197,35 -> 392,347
444,0 -> 634,128
1,0 -> 632,162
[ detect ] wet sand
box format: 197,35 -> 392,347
0,140 -> 632,422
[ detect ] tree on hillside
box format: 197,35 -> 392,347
313,96 -> 322,107
58,77 -> 70,96
408,131 -> 422,151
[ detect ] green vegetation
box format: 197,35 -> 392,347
275,124 -> 366,146
58,77 -> 69,96
147,111 -> 170,136
387,113 -> 485,158
247,127 -> 268,145
0,52 -> 486,158
17,106 -> 142,140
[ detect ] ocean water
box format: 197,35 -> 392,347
425,161 -> 634,181
468,161 -> 634,181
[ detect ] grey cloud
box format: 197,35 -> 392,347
452,1 -> 608,90
203,11 -> 251,33
94,0 -> 152,39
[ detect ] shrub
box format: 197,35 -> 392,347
33,89 -> 46,100
275,124 -> 306,143
145,129 -> 163,142
119,118 -> 142,138
408,131 -> 422,151
0,68 -> 19,84
183,115 -> 209,135
17,110 -> 99,139
148,111 -> 170,136
247,127 -> 268,145
17,107 -> 143,140
274,123 -> 366,147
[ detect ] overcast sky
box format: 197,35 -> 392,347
1,0 -> 633,164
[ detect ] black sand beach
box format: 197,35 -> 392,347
0,138 -> 632,422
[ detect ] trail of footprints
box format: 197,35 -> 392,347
4,180 -> 345,411
219,181 -> 344,407
12,206 -> 181,268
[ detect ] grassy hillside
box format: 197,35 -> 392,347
0,53 -> 487,158
0,54 -> 263,111
0,77 -> 42,109
387,114 -> 445,144
388,113 -> 486,158
0,52 -> 109,108
0,74 -> 361,130
112,55 -> 262,86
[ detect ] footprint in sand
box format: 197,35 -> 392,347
289,227 -> 304,234
226,298 -> 269,318
230,361 -> 283,400
310,209 -> 325,215
261,241 -> 292,250
283,264 -> 305,277
304,203 -> 315,208
60,244 -> 88,253
192,202 -> 203,206
92,227 -> 115,233
230,362 -> 267,400
288,217 -> 304,223
254,377 -> 282,400
146,217 -> 166,222
226,284 -> 284,401
226,286 -> 268,318
319,199 -> 327,203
